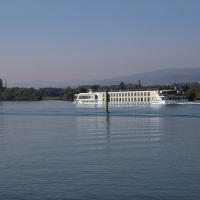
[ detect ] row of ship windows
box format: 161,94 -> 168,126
81,101 -> 98,103
104,98 -> 152,101
103,92 -> 151,97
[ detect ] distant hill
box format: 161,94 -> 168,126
98,67 -> 200,86
8,67 -> 200,88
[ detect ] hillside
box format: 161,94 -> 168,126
8,67 -> 200,88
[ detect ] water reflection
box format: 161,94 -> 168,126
0,101 -> 200,199
105,114 -> 111,152
0,102 -> 4,137
74,113 -> 165,154
0,101 -> 3,107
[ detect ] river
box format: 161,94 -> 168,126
0,101 -> 200,199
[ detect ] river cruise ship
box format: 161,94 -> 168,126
74,89 -> 188,105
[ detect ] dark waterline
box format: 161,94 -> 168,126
0,101 -> 200,199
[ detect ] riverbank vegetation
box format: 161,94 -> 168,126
1,78 -> 200,101
42,96 -> 63,100
0,79 -> 42,101
63,82 -> 200,101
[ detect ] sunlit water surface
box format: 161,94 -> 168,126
0,101 -> 200,199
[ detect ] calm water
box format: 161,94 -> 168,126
0,101 -> 200,200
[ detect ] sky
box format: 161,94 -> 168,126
1,0 -> 200,84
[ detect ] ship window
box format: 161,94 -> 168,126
119,98 -> 121,101
125,98 -> 127,101
122,98 -> 124,101
131,93 -> 133,96
122,93 -> 124,96
116,93 -> 118,97
125,93 -> 127,96
144,92 -> 146,96
128,93 -> 130,96
141,98 -> 143,101
79,95 -> 94,99
119,93 -> 121,97
134,93 -> 136,96
128,98 -> 130,101
141,93 -> 143,96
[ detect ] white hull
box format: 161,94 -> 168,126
150,100 -> 188,104
74,99 -> 188,105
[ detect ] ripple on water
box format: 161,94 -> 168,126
0,101 -> 200,199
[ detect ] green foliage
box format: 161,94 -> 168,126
173,82 -> 200,90
76,86 -> 87,93
0,87 -> 42,101
42,96 -> 63,100
186,89 -> 196,101
2,78 -> 200,102
0,79 -> 3,92
39,87 -> 71,97
195,92 -> 200,100
181,85 -> 189,92
65,89 -> 76,101
138,80 -> 141,88
119,82 -> 125,90
65,85 -> 100,101
76,85 -> 99,93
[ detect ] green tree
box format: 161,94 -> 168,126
186,89 -> 196,101
181,85 -> 189,93
77,86 -> 87,93
0,79 -> 3,92
138,80 -> 141,88
65,89 -> 76,101
0,87 -> 42,101
195,92 -> 200,100
119,82 -> 125,90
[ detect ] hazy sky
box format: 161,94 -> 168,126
1,0 -> 200,84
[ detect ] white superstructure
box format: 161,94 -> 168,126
74,89 -> 188,105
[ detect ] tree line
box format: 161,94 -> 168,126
1,78 -> 200,101
39,87 -> 71,97
0,79 -> 42,101
65,81 -> 200,101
